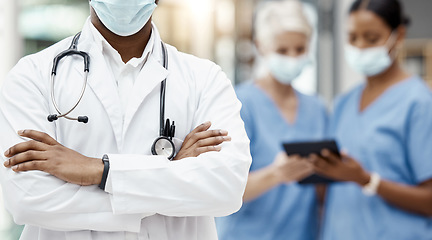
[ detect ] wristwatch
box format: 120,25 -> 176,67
99,154 -> 110,190
362,172 -> 381,196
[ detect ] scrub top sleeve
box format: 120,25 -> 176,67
237,95 -> 255,144
407,101 -> 432,184
0,57 -> 142,233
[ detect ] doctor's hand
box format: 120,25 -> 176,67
173,121 -> 231,160
4,130 -> 103,186
310,149 -> 370,186
271,152 -> 314,184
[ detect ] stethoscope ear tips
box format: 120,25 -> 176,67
47,114 -> 58,122
78,116 -> 89,124
47,114 -> 88,123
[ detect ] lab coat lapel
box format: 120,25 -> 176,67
83,45 -> 124,149
123,54 -> 169,135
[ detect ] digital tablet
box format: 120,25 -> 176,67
282,140 -> 340,184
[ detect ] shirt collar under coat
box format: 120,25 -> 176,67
88,19 -> 155,69
76,17 -> 169,151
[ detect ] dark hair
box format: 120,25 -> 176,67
349,0 -> 410,30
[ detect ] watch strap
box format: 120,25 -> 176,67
98,154 -> 110,191
362,172 -> 381,196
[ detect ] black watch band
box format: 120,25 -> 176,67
99,154 -> 110,191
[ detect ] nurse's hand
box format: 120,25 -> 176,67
243,153 -> 314,202
3,130 -> 103,186
272,152 -> 314,184
310,149 -> 370,186
173,121 -> 231,160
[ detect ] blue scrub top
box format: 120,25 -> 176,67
322,76 -> 432,240
217,83 -> 328,240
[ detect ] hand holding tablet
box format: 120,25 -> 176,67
282,140 -> 340,184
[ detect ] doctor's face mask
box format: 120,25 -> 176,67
90,0 -> 157,37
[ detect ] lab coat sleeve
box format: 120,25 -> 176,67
107,62 -> 252,216
407,100 -> 432,184
0,57 -> 143,232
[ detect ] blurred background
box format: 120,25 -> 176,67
0,0 -> 431,239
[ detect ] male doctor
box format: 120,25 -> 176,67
0,0 -> 251,239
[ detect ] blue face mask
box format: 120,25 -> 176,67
90,0 -> 157,37
344,33 -> 397,76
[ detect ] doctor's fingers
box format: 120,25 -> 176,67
10,160 -> 48,173
17,130 -> 59,146
4,150 -> 47,169
5,140 -> 50,158
195,135 -> 231,148
183,122 -> 212,144
194,145 -> 223,156
183,129 -> 228,149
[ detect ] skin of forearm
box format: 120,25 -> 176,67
369,180 -> 432,217
243,166 -> 281,202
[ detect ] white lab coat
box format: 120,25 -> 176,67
0,19 -> 251,240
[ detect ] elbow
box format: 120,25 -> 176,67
2,184 -> 41,226
208,150 -> 250,217
212,173 -> 248,217
212,191 -> 244,217
5,200 -> 34,226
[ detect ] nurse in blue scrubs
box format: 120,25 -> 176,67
311,0 -> 432,239
216,1 -> 328,240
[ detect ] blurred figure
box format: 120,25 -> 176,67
311,0 -> 432,239
217,1 -> 328,240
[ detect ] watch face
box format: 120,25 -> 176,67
153,137 -> 175,159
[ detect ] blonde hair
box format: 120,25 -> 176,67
254,0 -> 312,50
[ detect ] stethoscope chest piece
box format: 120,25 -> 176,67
151,136 -> 175,160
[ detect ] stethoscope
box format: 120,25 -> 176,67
48,32 -> 176,160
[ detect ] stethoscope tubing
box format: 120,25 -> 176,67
159,42 -> 168,136
50,71 -> 89,121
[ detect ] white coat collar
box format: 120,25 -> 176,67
77,18 -> 169,150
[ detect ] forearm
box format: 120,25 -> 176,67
312,151 -> 432,216
352,171 -> 432,216
243,166 -> 280,202
374,180 -> 432,216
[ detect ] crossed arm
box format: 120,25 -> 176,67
3,121 -> 231,187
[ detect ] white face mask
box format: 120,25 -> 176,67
90,0 -> 157,37
266,54 -> 309,85
345,33 -> 397,76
